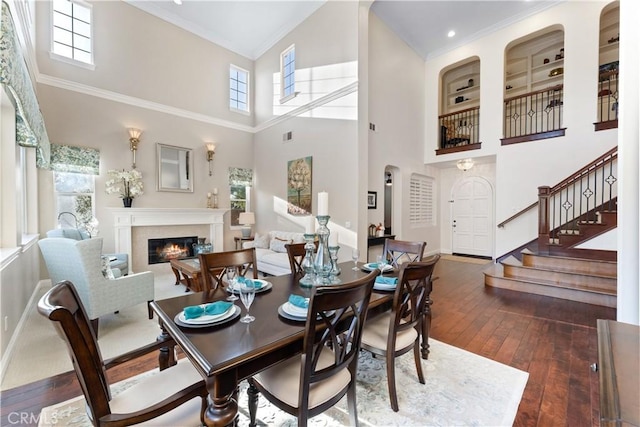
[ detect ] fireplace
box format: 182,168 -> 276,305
148,236 -> 198,264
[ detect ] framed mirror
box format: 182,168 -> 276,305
157,143 -> 194,192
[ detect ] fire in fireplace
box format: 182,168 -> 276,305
148,236 -> 198,264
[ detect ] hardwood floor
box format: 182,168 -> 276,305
0,258 -> 616,426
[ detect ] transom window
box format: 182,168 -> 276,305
229,65 -> 249,113
51,0 -> 93,65
280,45 -> 296,101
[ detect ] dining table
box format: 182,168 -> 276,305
150,260 -> 434,427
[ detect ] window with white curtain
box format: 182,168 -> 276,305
409,174 -> 436,226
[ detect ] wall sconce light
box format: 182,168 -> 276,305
385,172 -> 393,186
205,143 -> 216,176
456,158 -> 474,171
128,128 -> 142,169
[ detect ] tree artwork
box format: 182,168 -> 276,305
287,156 -> 312,215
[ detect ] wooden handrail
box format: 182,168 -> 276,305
497,201 -> 538,228
550,146 -> 618,194
439,106 -> 480,119
504,84 -> 563,103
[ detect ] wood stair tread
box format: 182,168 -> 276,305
485,271 -> 616,296
502,256 -> 616,280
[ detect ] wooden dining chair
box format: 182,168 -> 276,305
247,269 -> 379,427
37,281 -> 208,426
199,247 -> 258,292
360,255 -> 440,412
285,241 -> 318,277
382,239 -> 427,268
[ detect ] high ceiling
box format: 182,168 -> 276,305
126,0 -> 563,60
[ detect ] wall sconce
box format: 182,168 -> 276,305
457,158 -> 474,171
128,128 -> 142,169
206,143 -> 216,176
385,172 -> 393,186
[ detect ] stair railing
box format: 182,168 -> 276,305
538,147 -> 618,252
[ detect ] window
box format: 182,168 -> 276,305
409,174 -> 435,226
228,167 -> 253,226
51,0 -> 93,65
229,65 -> 249,113
54,172 -> 95,231
280,45 -> 296,101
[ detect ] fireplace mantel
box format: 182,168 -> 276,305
111,208 -> 227,265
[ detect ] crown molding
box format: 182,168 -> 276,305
36,73 -> 255,134
253,81 -> 358,133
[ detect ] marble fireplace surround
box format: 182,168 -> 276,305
111,208 -> 226,272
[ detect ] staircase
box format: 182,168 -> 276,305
485,147 -> 617,307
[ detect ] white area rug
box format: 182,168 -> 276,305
1,273 -> 188,390
39,340 -> 528,427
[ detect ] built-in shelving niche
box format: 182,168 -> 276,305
595,1 -> 619,131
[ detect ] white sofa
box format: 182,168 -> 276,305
243,231 -> 305,276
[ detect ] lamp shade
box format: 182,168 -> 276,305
238,212 -> 255,225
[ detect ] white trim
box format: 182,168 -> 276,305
280,44 -> 296,100
229,64 -> 250,113
50,0 -> 94,67
37,73 -> 357,135
49,51 -> 95,71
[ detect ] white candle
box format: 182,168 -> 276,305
213,188 -> 218,195
318,191 -> 329,216
207,192 -> 212,198
305,216 -> 315,234
329,230 -> 339,246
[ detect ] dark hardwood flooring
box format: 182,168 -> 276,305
0,258 -> 616,426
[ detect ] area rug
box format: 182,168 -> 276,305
39,339 -> 528,427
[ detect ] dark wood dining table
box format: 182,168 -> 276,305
150,261 -> 434,427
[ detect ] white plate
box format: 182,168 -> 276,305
362,263 -> 394,273
227,279 -> 272,294
373,283 -> 397,291
177,304 -> 236,325
282,301 -> 308,317
278,303 -> 336,322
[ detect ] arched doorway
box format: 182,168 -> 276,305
451,176 -> 494,258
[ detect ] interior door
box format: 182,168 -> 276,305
452,177 -> 493,257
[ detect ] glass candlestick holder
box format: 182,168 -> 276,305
313,215 -> 333,285
328,245 -> 341,284
300,233 -> 317,287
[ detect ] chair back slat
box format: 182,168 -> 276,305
298,269 -> 378,416
199,248 -> 258,292
37,281 -> 112,422
382,239 -> 427,268
285,241 -> 318,277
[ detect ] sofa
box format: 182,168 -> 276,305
243,231 -> 305,276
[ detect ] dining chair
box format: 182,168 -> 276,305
382,239 -> 427,268
285,241 -> 318,277
199,247 -> 258,292
37,281 -> 208,426
247,269 -> 379,427
360,255 -> 440,412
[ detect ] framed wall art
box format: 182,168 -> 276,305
287,156 -> 312,215
367,191 -> 377,209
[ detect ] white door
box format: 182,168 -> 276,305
452,177 -> 493,257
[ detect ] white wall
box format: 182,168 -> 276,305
424,1 -> 619,258
367,12 -> 440,254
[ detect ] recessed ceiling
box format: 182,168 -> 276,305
126,0 -> 564,61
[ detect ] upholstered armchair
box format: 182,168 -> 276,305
46,228 -> 129,275
38,237 -> 154,333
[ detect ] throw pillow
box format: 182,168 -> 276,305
253,233 -> 269,249
269,237 -> 292,253
101,256 -> 115,280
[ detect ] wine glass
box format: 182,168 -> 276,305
351,249 -> 360,271
225,268 -> 238,302
239,281 -> 256,323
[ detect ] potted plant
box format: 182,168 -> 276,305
105,169 -> 143,207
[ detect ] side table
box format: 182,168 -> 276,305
234,236 -> 254,250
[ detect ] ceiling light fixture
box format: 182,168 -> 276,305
447,30 -> 456,38
456,158 -> 474,171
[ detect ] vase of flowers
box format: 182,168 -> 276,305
105,169 -> 143,208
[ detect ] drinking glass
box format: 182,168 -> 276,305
351,249 -> 360,271
225,269 -> 238,302
239,281 -> 256,323
377,254 -> 388,270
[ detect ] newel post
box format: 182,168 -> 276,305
538,186 -> 551,254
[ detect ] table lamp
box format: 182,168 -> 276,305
239,212 -> 255,238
